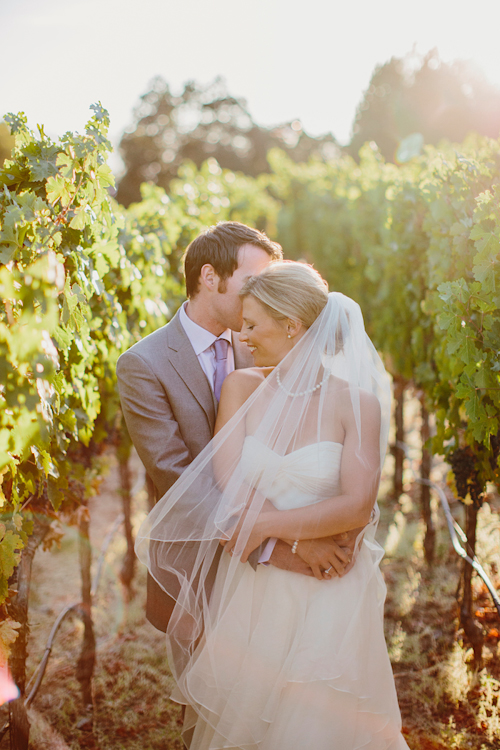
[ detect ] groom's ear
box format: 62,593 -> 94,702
200,263 -> 218,293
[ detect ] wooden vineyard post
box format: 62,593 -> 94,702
8,513 -> 51,750
449,447 -> 486,663
460,503 -> 484,663
419,394 -> 435,564
76,503 -> 96,727
392,376 -> 406,500
116,419 -> 136,600
118,447 -> 135,600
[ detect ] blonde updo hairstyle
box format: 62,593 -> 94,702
239,261 -> 329,329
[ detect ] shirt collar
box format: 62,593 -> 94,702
179,302 -> 232,356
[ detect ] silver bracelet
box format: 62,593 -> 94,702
291,540 -> 299,554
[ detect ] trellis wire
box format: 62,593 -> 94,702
22,461 -> 146,711
0,512 -> 125,742
24,512 -> 125,708
395,439 -> 500,618
416,477 -> 500,617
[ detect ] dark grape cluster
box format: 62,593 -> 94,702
449,447 -> 485,509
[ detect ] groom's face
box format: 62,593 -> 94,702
213,244 -> 271,331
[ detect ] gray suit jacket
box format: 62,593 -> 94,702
116,308 -> 254,631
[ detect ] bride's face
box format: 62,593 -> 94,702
239,296 -> 296,366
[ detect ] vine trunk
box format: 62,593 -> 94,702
419,396 -> 435,564
8,512 -> 51,750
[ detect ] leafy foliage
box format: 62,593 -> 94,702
269,135 -> 500,503
0,106 -> 279,638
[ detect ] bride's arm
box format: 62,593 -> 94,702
224,390 -> 382,561
214,369 -> 278,517
212,369 -> 261,489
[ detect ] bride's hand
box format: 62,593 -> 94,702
220,511 -> 268,563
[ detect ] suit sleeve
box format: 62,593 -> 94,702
116,350 -> 191,498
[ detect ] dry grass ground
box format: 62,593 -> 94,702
1,432 -> 500,749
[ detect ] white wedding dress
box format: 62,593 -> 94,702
179,436 -> 410,750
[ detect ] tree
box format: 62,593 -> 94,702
348,50 -> 500,161
116,77 -> 340,206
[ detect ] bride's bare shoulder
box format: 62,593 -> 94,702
327,377 -> 381,420
215,368 -> 272,430
220,367 -> 271,402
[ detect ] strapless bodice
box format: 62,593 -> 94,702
240,435 -> 343,511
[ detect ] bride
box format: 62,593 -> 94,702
136,261 -> 409,750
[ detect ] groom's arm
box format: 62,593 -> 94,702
117,350 -> 191,498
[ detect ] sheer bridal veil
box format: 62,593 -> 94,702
135,289 -> 391,700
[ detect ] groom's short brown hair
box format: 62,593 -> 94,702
183,222 -> 283,298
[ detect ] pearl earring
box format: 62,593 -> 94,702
287,334 -> 291,339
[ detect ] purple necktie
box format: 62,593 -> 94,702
213,338 -> 229,402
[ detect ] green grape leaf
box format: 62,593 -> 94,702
46,175 -> 72,207
31,446 -> 59,478
27,150 -> 59,182
437,311 -> 457,330
52,325 -> 72,350
55,153 -> 76,179
0,244 -> 17,264
465,391 -> 482,422
474,367 -> 494,390
0,530 -> 23,580
69,208 -> 87,230
89,103 -> 109,123
458,335 -> 481,366
96,165 -> 114,188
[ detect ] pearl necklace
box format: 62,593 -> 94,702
275,368 -> 330,397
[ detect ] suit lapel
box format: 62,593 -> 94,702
168,312 -> 217,431
167,314 -> 251,431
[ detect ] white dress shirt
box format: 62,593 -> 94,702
179,302 -> 234,387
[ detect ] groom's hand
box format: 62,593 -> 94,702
296,534 -> 354,581
335,527 -> 364,576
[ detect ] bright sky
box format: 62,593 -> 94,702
2,0 -> 500,173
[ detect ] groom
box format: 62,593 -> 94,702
117,221 -> 354,632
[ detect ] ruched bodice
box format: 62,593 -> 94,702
240,435 -> 343,511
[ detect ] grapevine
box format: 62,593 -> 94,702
0,102 -> 499,746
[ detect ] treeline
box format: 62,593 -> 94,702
115,52 -> 500,206
1,104 -> 500,742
